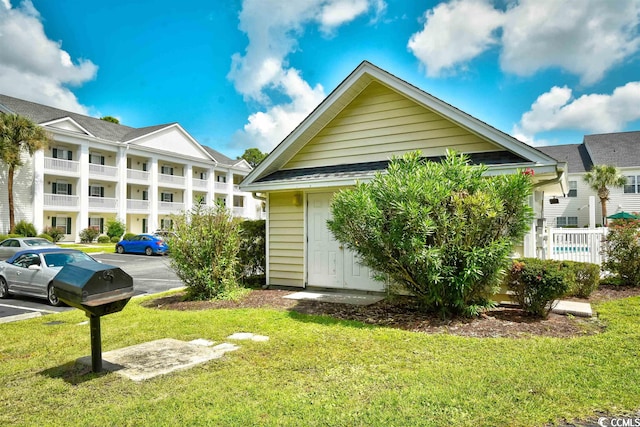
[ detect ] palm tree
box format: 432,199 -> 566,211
0,114 -> 51,231
583,164 -> 627,226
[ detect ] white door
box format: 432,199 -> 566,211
307,193 -> 384,292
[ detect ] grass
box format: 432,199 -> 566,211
58,242 -> 115,254
1,293 -> 639,426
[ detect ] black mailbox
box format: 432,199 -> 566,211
53,261 -> 134,372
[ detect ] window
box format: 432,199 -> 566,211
142,218 -> 148,233
142,162 -> 148,172
52,182 -> 72,195
161,165 -> 174,175
52,147 -> 73,160
624,176 -> 638,194
161,192 -> 173,203
52,217 -> 71,234
568,181 -> 577,197
89,217 -> 104,233
89,185 -> 104,197
89,152 -> 105,165
217,175 -> 226,183
198,171 -> 207,180
160,219 -> 173,230
142,190 -> 149,201
556,216 -> 578,227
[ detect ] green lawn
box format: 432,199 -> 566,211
58,242 -> 115,254
1,293 -> 639,426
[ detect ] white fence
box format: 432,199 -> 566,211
547,228 -> 608,265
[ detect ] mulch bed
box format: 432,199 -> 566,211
141,284 -> 640,339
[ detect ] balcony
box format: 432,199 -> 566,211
44,157 -> 80,174
158,201 -> 185,213
214,182 -> 228,191
193,178 -> 208,189
158,173 -> 185,186
232,207 -> 246,217
233,184 -> 241,192
89,163 -> 118,179
44,193 -> 79,209
127,199 -> 150,213
88,197 -> 118,211
127,169 -> 150,183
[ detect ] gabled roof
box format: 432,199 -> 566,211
536,144 -> 592,174
584,131 -> 640,168
241,61 -> 561,190
200,145 -> 251,168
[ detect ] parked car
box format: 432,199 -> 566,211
0,237 -> 58,261
0,248 -> 101,306
115,234 -> 169,256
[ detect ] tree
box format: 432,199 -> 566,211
328,151 -> 533,317
100,116 -> 120,124
237,148 -> 267,168
583,164 -> 627,225
0,114 -> 51,231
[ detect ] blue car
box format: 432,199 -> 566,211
115,234 -> 168,256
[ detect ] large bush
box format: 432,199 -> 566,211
79,227 -> 100,243
507,258 -> 568,318
560,261 -> 600,298
105,219 -> 126,239
42,226 -> 65,242
168,204 -> 245,300
328,150 -> 533,317
238,219 -> 266,282
603,219 -> 640,286
11,220 -> 37,237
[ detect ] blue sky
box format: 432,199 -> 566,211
1,0 -> 639,159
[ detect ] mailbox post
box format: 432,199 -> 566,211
53,261 -> 134,372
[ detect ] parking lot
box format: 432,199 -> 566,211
0,253 -> 182,323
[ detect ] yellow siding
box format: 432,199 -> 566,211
284,81 -> 501,169
268,192 -> 304,287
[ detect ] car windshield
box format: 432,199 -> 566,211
24,239 -> 53,247
43,252 -> 95,267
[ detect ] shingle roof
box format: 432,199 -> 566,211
536,144 -> 592,173
201,145 -> 236,166
584,131 -> 640,168
258,151 -> 529,183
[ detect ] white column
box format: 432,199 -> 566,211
33,150 -> 45,233
77,144 -> 90,243
588,195 -> 596,229
185,164 -> 193,211
207,166 -> 216,206
226,169 -> 233,207
149,156 -> 159,232
523,194 -> 536,257
117,146 -> 128,222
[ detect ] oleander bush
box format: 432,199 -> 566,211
42,226 -> 65,242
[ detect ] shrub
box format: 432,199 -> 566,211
11,220 -> 37,237
42,227 -> 65,242
238,220 -> 266,281
168,204 -> 245,300
122,233 -> 136,241
37,233 -> 53,242
328,150 -> 533,317
97,235 -> 111,243
79,227 -> 100,243
602,219 -> 640,286
507,258 -> 569,318
0,234 -> 24,241
110,236 -> 120,243
560,261 -> 600,298
105,219 -> 126,239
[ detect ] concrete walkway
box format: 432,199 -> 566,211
283,291 -> 384,305
552,300 -> 593,317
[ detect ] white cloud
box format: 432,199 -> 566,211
0,1 -> 97,114
409,0 -> 640,85
407,0 -> 504,77
229,0 -> 385,151
513,82 -> 640,141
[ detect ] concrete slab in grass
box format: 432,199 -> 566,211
552,300 -> 593,318
78,338 -> 239,381
283,291 -> 383,306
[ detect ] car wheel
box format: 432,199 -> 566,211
116,245 -> 125,254
0,276 -> 9,299
47,284 -> 62,307
145,246 -> 153,256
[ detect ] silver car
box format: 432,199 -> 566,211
0,237 -> 57,260
0,248 -> 100,306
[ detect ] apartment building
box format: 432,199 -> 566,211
538,130 -> 640,227
0,94 -> 263,241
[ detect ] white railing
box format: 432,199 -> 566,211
89,163 -> 118,178
193,178 -> 208,189
158,201 -> 185,213
127,199 -> 150,211
232,207 -> 246,217
214,182 -> 228,191
127,169 -> 150,182
44,157 -> 80,173
44,193 -> 79,208
158,174 -> 185,186
547,228 -> 608,264
88,197 -> 117,210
